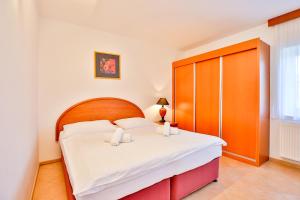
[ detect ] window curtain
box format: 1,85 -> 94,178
272,18 -> 300,121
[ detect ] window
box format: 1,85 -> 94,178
280,45 -> 300,120
272,17 -> 300,122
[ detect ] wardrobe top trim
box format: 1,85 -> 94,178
173,38 -> 265,68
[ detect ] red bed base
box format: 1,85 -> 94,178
62,157 -> 219,200
171,158 -> 219,200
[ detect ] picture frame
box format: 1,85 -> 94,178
94,51 -> 120,79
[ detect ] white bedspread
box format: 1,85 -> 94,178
60,126 -> 226,199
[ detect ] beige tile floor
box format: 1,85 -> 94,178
33,157 -> 300,200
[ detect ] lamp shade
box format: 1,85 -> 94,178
156,98 -> 169,106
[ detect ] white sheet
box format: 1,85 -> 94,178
60,126 -> 226,200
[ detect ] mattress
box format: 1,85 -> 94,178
60,126 -> 226,200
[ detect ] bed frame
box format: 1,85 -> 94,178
56,97 -> 219,200
55,97 -> 145,141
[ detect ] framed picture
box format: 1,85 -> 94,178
94,52 -> 120,79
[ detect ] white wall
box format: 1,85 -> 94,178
180,23 -> 283,160
0,0 -> 38,199
181,24 -> 274,58
38,18 -> 180,161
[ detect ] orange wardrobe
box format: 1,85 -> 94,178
172,38 -> 270,166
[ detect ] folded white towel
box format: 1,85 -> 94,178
110,128 -> 124,146
121,133 -> 133,143
170,127 -> 180,135
104,132 -> 133,143
163,122 -> 170,136
156,123 -> 179,136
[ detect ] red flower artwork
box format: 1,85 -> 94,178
100,58 -> 116,74
95,52 -> 120,79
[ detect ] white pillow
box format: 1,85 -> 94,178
114,117 -> 155,129
62,120 -> 117,138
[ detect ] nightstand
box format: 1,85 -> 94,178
155,121 -> 178,127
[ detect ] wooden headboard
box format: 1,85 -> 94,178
55,97 -> 145,141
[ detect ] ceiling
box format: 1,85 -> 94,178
38,0 -> 300,50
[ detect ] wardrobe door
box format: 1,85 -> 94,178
195,58 -> 220,136
222,49 -> 258,160
174,64 -> 194,131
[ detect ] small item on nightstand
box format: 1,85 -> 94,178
170,122 -> 178,127
156,98 -> 169,122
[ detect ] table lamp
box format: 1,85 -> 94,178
156,98 -> 169,122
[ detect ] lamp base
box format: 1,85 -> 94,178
159,106 -> 167,123
159,118 -> 166,123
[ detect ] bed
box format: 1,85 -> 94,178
56,98 -> 225,200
